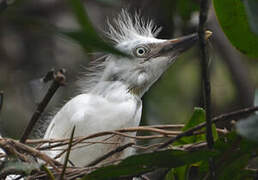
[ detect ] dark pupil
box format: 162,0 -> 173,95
138,49 -> 144,54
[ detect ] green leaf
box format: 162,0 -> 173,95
182,108 -> 205,131
243,0 -> 258,35
213,0 -> 258,58
216,132 -> 258,180
218,154 -> 251,180
61,31 -> 126,56
81,149 -> 216,180
174,108 -> 206,145
63,0 -> 126,56
199,132 -> 258,179
165,169 -> 176,180
174,107 -> 218,145
173,165 -> 190,180
165,165 -> 190,180
176,0 -> 199,21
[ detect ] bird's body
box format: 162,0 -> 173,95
44,10 -> 207,167
44,82 -> 141,166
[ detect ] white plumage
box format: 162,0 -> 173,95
44,10 -> 200,167
44,83 -> 142,166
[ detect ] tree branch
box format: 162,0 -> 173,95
87,142 -> 135,167
20,69 -> 66,143
198,0 -> 215,178
157,106 -> 258,150
199,0 -> 213,150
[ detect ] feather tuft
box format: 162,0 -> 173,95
105,9 -> 161,44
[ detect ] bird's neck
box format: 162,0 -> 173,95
90,81 -> 140,102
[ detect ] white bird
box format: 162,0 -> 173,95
44,10 -> 211,167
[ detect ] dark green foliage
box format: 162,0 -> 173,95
199,132 -> 258,179
81,149 -> 216,180
213,0 -> 258,58
176,0 -> 199,21
174,108 -> 218,146
61,0 -> 127,56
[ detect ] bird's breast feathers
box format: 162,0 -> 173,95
44,93 -> 142,139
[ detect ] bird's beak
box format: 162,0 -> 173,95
156,30 -> 212,57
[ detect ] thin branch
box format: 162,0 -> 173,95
0,138 -> 62,171
198,0 -> 214,177
20,69 -> 66,143
212,106 -> 258,122
27,125 -> 183,144
87,142 -> 135,167
199,0 -> 213,149
41,165 -> 55,180
59,126 -> 75,180
157,106 -> 258,150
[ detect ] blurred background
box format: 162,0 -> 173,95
0,0 -> 257,138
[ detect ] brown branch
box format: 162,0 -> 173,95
87,142 -> 135,167
0,138 -> 62,171
199,0 -> 213,149
27,125 -> 184,145
157,106 -> 258,150
20,69 -> 66,143
199,1 -> 214,177
59,126 -> 75,180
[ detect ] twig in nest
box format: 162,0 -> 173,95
157,106 -> 258,150
59,126 -> 75,180
20,69 -> 66,143
0,138 -> 62,171
87,142 -> 135,167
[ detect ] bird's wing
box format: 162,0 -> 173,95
44,93 -> 141,139
44,94 -> 90,139
43,93 -> 142,166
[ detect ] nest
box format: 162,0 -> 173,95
0,124 -> 229,179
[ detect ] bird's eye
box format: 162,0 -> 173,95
134,46 -> 149,57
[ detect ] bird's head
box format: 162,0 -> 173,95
79,10 -> 211,97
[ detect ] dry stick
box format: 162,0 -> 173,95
27,125 -> 183,144
87,142 -> 135,167
50,127 -> 181,155
198,0 -> 215,178
59,126 -> 75,180
199,0 -> 213,150
0,138 -> 61,172
157,106 -> 258,150
20,69 -> 66,143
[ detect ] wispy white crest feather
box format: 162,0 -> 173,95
105,9 -> 161,44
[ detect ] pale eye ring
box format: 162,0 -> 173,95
134,46 -> 150,57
